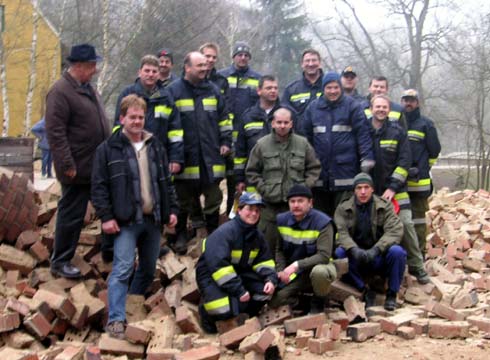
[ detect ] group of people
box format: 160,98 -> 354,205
43,40 -> 441,339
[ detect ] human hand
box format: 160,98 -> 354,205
169,162 -> 181,174
220,145 -> 230,156
167,214 -> 178,228
277,271 -> 290,284
102,219 -> 120,234
263,281 -> 275,295
349,247 -> 368,264
64,168 -> 77,179
236,182 -> 246,193
382,188 -> 395,201
365,246 -> 380,263
239,291 -> 250,302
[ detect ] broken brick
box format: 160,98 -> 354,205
346,322 -> 381,342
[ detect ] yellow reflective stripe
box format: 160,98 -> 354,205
203,296 -> 230,315
154,105 -> 172,118
392,166 -> 408,182
112,125 -> 121,133
407,178 -> 431,192
290,92 -> 310,102
202,238 -> 207,252
246,186 -> 257,192
380,140 -> 398,146
253,259 -> 275,272
289,273 -> 297,281
175,99 -> 195,111
241,78 -> 259,88
364,109 -> 372,118
388,110 -> 401,120
244,122 -> 264,130
203,97 -> 217,111
167,129 -> 184,143
407,178 -> 431,187
231,250 -> 242,264
234,157 -> 247,165
213,164 -> 225,178
212,265 -> 237,285
408,130 -> 425,139
316,92 -> 322,97
394,192 -> 410,205
429,157 -> 438,166
278,226 -> 320,245
219,119 -> 233,131
227,76 -> 237,86
174,166 -> 199,180
232,130 -> 238,142
249,249 -> 259,260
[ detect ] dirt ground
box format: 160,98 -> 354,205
217,333 -> 489,360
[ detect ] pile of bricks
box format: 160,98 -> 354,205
3,176 -> 490,359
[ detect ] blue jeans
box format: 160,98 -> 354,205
335,245 -> 406,293
108,218 -> 161,323
41,149 -> 52,177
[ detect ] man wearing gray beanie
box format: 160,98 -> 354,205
302,71 -> 374,217
334,172 -> 407,311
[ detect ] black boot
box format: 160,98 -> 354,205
309,296 -> 326,314
205,212 -> 220,235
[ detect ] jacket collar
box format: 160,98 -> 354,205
302,69 -> 324,87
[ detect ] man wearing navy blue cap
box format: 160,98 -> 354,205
46,43 -> 111,278
157,48 -> 177,87
303,71 -> 374,217
195,192 -> 277,333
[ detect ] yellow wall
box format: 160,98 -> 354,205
0,0 -> 61,136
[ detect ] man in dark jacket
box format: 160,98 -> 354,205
157,48 -> 177,87
114,55 -> 183,172
92,94 -> 179,339
303,71 -> 374,217
270,185 -> 336,313
340,66 -> 364,103
46,44 -> 111,278
334,173 -> 406,311
282,49 -> 323,132
167,52 -> 232,254
401,89 -> 441,255
196,192 -> 277,333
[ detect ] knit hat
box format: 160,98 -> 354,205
287,184 -> 313,199
238,192 -> 264,207
322,71 -> 341,89
353,172 -> 374,188
232,41 -> 251,58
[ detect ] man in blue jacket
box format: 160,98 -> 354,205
303,71 -> 374,217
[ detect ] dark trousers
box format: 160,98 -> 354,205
335,245 -> 406,293
41,149 -> 52,177
50,183 -> 90,269
312,188 -> 352,218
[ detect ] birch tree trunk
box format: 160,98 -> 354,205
24,0 -> 40,136
0,34 -> 10,137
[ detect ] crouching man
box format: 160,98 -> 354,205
91,95 -> 179,338
334,173 -> 406,311
269,185 -> 336,314
196,192 -> 277,333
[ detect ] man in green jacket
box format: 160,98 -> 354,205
246,107 -> 321,255
334,173 -> 406,311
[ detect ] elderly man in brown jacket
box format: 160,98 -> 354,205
46,44 -> 110,278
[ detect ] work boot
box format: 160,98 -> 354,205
410,269 -> 430,285
198,304 -> 217,334
384,290 -> 397,311
205,212 -> 220,235
173,232 -> 189,255
363,289 -> 377,308
309,296 -> 326,314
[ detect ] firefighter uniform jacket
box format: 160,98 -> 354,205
113,79 -> 183,164
196,216 -> 278,315
167,77 -> 232,184
303,94 -> 374,192
234,101 -> 282,183
405,108 -> 441,198
276,209 -> 333,273
281,70 -> 323,132
370,121 -> 412,210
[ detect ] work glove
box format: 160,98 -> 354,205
349,247 -> 368,264
360,159 -> 376,173
366,246 -> 381,263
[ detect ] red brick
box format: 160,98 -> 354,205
295,329 -> 314,348
69,303 -> 89,330
22,286 -> 37,298
15,230 -> 39,250
143,289 -> 172,314
410,318 -> 429,335
315,322 -> 341,340
173,345 -> 220,360
239,328 -> 275,354
98,333 -> 145,358
51,317 -> 70,335
5,270 -> 20,287
219,317 -> 262,348
6,298 -> 30,316
396,326 -> 416,339
23,312 -> 51,339
344,295 -> 366,323
346,322 -> 381,342
284,313 -> 327,334
29,241 -> 50,262
244,351 -> 265,360
379,313 -> 419,334
216,314 -> 249,334
328,280 -> 363,302
85,346 -> 101,360
0,312 -> 21,332
0,347 -> 39,360
125,320 -> 154,345
428,320 -> 470,339
69,283 -> 105,321
425,301 -> 465,321
70,255 -> 92,277
258,305 -> 292,327
53,345 -> 84,360
0,244 -> 37,274
467,316 -> 490,332
327,310 -> 349,330
176,305 -> 202,334
308,338 -> 334,354
33,289 -> 76,320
